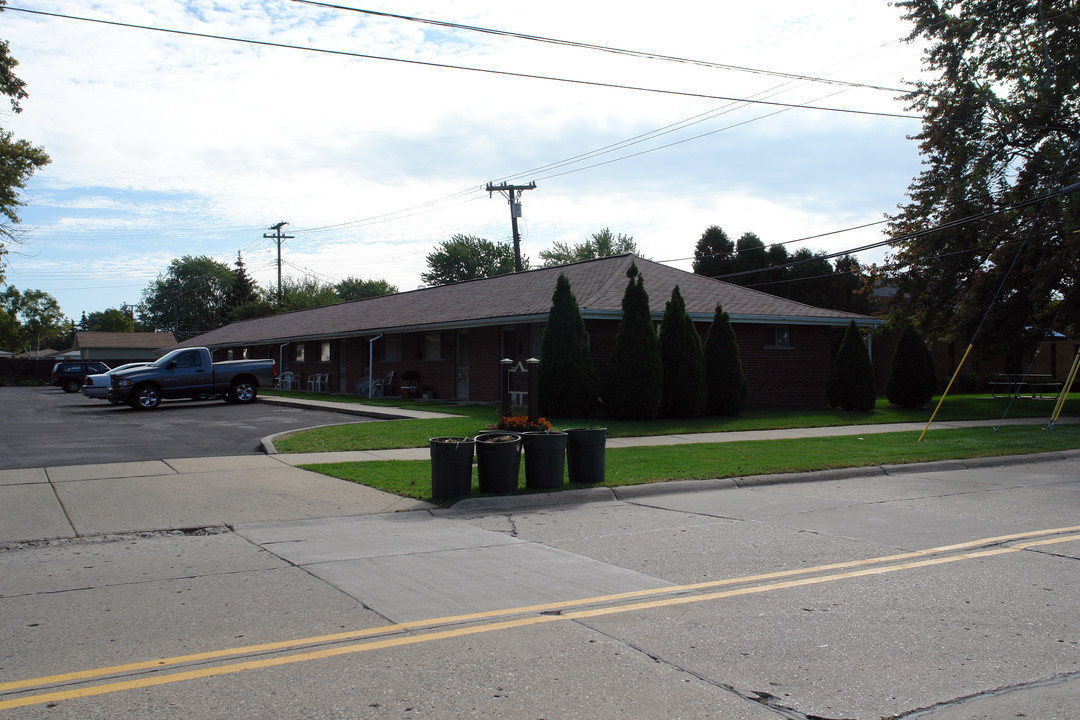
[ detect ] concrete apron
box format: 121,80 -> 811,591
234,513 -> 672,624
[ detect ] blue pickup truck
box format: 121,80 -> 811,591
108,347 -> 277,410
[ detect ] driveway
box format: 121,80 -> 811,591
0,386 -> 372,470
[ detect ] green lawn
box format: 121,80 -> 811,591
267,390 -> 1079,503
266,390 -> 1079,453
300,424 -> 1080,503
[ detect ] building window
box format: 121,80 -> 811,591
422,332 -> 441,360
772,327 -> 791,348
320,342 -> 331,362
295,345 -> 305,363
378,336 -> 401,362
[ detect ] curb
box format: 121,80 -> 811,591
436,449 -> 1078,513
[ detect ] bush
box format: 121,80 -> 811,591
703,302 -> 748,416
827,321 -> 877,411
886,325 -> 937,408
603,263 -> 663,420
538,274 -> 599,417
659,286 -> 707,418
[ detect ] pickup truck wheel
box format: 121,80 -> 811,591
63,379 -> 81,393
130,384 -> 162,410
230,379 -> 258,404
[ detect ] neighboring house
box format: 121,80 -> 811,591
174,254 -> 881,406
73,332 -> 177,363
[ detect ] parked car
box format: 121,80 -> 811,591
82,363 -> 153,403
108,347 -> 277,410
51,361 -> 111,393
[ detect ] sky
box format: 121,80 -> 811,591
2,0 -> 930,321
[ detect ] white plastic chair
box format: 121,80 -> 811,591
280,371 -> 297,390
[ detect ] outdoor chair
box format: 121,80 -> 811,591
372,370 -> 394,397
279,371 -> 297,390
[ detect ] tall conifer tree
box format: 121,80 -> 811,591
703,303 -> 748,416
659,285 -> 706,418
603,262 -> 662,420
538,274 -> 598,417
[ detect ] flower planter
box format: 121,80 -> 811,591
428,437 -> 475,501
475,432 -> 522,495
565,427 -> 607,484
522,431 -> 567,490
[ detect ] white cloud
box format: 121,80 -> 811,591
3,0 -> 928,317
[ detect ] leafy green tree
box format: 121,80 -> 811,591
540,228 -> 637,266
85,308 -> 134,333
730,232 -> 769,284
827,321 -> 877,411
422,234 -> 524,286
659,286 -> 706,418
538,274 -> 598,417
138,256 -> 234,339
692,225 -> 735,278
703,303 -> 748,416
0,2 -> 51,283
603,262 -> 662,420
335,276 -> 398,301
0,286 -> 65,353
883,0 -> 1080,348
886,324 -> 937,408
274,276 -> 340,312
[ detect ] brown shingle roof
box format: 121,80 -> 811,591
175,255 -> 876,348
74,332 -> 177,349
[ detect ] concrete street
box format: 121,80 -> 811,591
1,390 -> 1078,718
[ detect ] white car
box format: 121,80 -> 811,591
82,363 -> 153,403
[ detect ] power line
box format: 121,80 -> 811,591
6,6 -> 918,120
293,0 -> 907,94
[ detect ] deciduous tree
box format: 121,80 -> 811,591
540,228 -> 637,266
422,234 -> 523,286
883,0 -> 1080,349
691,225 -> 735,278
0,2 -> 51,283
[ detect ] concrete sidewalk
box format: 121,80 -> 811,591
2,405 -> 1076,545
268,414 -> 1078,465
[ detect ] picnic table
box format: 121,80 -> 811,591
988,373 -> 1063,398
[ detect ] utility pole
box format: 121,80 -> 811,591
264,221 -> 294,298
486,182 -> 536,272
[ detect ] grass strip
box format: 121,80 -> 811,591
299,424 -> 1080,502
270,393 -> 1080,453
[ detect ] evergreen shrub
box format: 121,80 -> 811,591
603,263 -> 663,420
538,274 -> 599,417
659,286 -> 707,418
886,324 -> 937,408
826,320 -> 877,411
703,303 -> 748,416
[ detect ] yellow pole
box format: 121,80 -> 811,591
1048,348 -> 1080,428
919,343 -> 974,442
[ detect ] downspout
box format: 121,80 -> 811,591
368,334 -> 383,399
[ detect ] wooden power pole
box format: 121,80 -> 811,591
486,182 -> 536,272
264,221 -> 294,298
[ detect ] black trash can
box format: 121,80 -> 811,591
565,427 -> 607,484
475,432 -> 522,495
522,431 -> 567,490
429,437 -> 475,501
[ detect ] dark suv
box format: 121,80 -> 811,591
51,361 -> 111,393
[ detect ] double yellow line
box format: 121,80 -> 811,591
3,525 -> 1079,711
